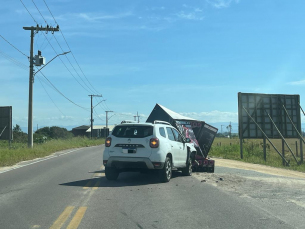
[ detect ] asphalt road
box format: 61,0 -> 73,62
0,145 -> 301,229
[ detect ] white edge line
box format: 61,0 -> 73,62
0,148 -> 82,174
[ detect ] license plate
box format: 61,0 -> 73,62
122,147 -> 137,154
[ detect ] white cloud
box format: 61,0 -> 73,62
180,110 -> 238,123
176,11 -> 204,21
288,80 -> 305,86
77,12 -> 133,22
206,0 -> 240,9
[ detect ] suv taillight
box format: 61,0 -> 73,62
105,137 -> 111,147
150,138 -> 159,148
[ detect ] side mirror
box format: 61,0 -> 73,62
185,138 -> 191,143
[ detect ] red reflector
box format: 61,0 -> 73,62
153,162 -> 161,168
209,160 -> 214,165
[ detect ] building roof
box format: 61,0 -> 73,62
72,125 -> 90,130
86,125 -> 115,132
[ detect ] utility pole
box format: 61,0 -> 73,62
24,25 -> 59,148
221,125 -> 225,134
105,111 -> 113,136
227,122 -> 232,139
88,95 -> 103,138
135,111 -> 140,123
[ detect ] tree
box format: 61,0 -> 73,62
13,124 -> 27,143
13,124 -> 22,133
35,126 -> 73,139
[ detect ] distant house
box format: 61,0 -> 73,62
71,125 -> 90,137
86,125 -> 115,138
72,125 -> 115,138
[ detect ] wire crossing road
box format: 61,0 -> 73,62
0,145 -> 298,229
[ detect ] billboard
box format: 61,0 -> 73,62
0,106 -> 12,140
238,93 -> 301,139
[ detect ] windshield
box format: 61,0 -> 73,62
112,125 -> 153,138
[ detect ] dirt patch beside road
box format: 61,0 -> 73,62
192,158 -> 305,228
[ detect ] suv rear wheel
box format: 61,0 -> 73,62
182,157 -> 192,176
159,156 -> 172,182
105,167 -> 119,180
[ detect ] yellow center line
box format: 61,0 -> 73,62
93,180 -> 101,190
83,180 -> 92,190
50,206 -> 74,229
66,207 -> 87,229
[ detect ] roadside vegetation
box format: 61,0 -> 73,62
210,136 -> 305,173
0,125 -> 104,167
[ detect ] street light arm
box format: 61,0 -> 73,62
93,99 -> 106,108
108,114 -> 116,120
34,51 -> 70,76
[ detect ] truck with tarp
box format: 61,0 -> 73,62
146,104 -> 218,172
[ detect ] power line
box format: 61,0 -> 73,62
31,0 -> 94,93
36,75 -> 66,116
20,0 -> 38,24
36,70 -> 89,111
32,0 -> 48,24
43,0 -> 101,95
0,50 -> 28,70
41,32 -> 93,93
0,34 -> 29,58
43,0 -> 57,24
51,34 -> 95,93
20,0 -> 91,94
93,109 -> 105,122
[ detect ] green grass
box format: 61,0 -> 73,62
210,137 -> 305,173
0,137 -> 104,167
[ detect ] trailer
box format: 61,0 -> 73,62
146,104 -> 218,173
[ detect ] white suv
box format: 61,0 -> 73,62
103,121 -> 193,182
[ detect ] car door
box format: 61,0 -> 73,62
166,127 -> 180,166
171,128 -> 186,167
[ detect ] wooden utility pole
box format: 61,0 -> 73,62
23,25 -> 59,148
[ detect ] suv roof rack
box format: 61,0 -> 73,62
153,120 -> 171,126
121,120 -> 137,124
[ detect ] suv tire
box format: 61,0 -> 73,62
182,157 -> 192,176
159,157 -> 172,182
105,167 -> 119,180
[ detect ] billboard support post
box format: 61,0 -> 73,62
282,139 -> 285,166
265,111 -> 298,164
300,139 -> 303,163
8,107 -> 12,147
239,137 -> 243,159
263,137 -> 266,161
243,106 -> 289,166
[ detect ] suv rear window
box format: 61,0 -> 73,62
112,125 -> 153,138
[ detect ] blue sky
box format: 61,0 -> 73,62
1,0 -> 305,131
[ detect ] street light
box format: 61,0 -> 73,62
34,51 -> 70,76
28,51 -> 70,148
